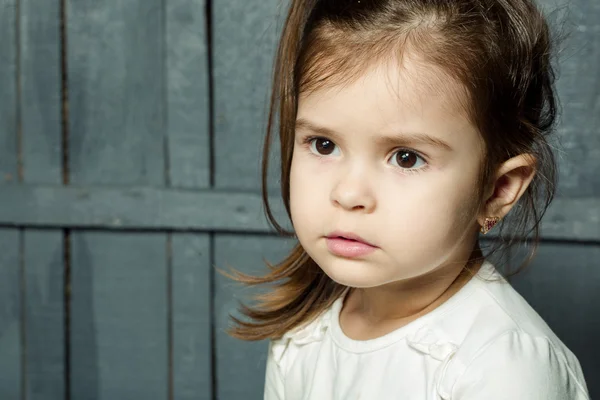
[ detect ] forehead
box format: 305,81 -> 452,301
297,58 -> 478,144
299,54 -> 468,119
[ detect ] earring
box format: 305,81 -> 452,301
480,217 -> 500,234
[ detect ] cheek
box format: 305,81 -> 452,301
379,170 -> 480,238
289,154 -> 320,224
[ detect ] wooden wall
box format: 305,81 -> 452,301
0,0 -> 598,399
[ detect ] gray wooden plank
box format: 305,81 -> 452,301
66,1 -> 170,398
214,234 -> 295,400
0,185 -> 597,240
510,242 -> 600,398
20,0 -> 62,184
18,2 -> 65,398
213,0 -> 285,190
0,0 -> 18,185
67,0 -> 165,185
172,234 -> 211,400
0,7 -> 21,392
537,0 -> 600,197
70,231 -> 168,400
23,230 -> 65,400
166,0 -> 210,189
0,185 -> 288,233
0,229 -> 22,399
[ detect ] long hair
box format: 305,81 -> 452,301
228,0 -> 559,341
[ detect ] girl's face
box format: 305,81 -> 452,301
290,58 -> 486,288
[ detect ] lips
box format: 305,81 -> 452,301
326,231 -> 377,247
324,231 -> 378,258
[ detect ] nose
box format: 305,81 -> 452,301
330,167 -> 376,213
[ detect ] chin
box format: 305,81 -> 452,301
315,255 -> 390,289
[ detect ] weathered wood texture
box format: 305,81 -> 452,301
24,231 -> 65,400
70,232 -> 168,399
20,0 -> 63,185
66,0 -> 212,398
213,0 -> 285,191
172,234 -> 211,400
67,0 -> 169,397
19,1 -> 65,399
0,1 -> 66,400
538,0 -> 600,197
0,2 -> 21,398
167,0 -> 211,189
214,234 -> 295,400
0,229 -> 21,399
0,0 -> 18,185
165,0 -> 213,397
67,0 -> 165,186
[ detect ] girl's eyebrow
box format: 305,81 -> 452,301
295,118 -> 453,151
376,133 -> 453,151
296,118 -> 338,138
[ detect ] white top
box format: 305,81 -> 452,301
263,261 -> 589,399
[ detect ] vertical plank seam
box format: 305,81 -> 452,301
205,0 -> 217,396
15,1 -> 26,398
60,0 -> 71,398
162,0 -> 174,397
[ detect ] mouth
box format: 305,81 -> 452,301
325,231 -> 377,248
324,231 -> 378,258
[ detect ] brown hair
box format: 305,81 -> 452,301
228,0 -> 559,341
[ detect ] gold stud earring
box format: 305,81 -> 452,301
480,217 -> 500,234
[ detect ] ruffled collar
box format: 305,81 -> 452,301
273,260 -> 496,356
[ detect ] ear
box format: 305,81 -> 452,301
478,154 -> 537,226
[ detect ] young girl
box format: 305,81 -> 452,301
229,0 -> 590,398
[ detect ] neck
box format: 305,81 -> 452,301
345,245 -> 483,325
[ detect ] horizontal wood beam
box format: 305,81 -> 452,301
0,185 -> 287,232
0,185 -> 598,241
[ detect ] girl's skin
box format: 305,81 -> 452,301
290,54 -> 536,341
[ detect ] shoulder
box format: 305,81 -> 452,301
267,299 -> 337,371
433,264 -> 589,399
440,331 -> 589,399
440,262 -> 575,349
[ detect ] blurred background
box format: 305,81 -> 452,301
0,0 -> 598,399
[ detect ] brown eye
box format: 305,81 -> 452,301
311,138 -> 338,156
396,151 -> 417,168
391,150 -> 426,170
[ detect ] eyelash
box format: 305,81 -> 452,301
300,135 -> 430,175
